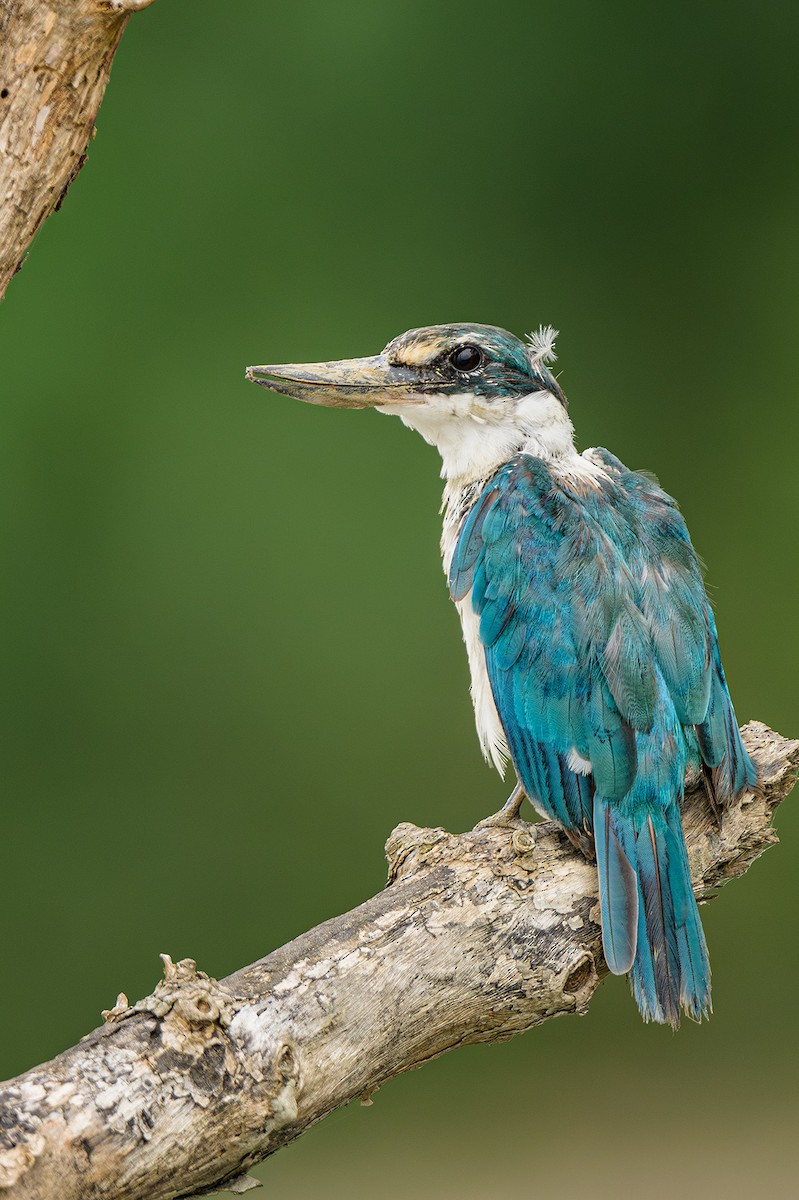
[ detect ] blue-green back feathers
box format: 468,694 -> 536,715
449,450 -> 755,1026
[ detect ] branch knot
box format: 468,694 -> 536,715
103,955 -> 236,1058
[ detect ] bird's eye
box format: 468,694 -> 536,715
449,344 -> 484,373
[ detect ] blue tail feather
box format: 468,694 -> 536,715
629,893 -> 661,1022
596,797 -> 711,1028
665,805 -> 712,1020
633,812 -> 683,1026
594,795 -> 637,975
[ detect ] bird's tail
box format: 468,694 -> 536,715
594,793 -> 711,1028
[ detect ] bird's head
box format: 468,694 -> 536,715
246,323 -> 573,482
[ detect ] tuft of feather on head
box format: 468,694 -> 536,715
526,325 -> 558,366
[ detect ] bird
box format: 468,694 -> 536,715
246,322 -> 757,1027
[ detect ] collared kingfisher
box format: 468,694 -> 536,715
246,323 -> 757,1027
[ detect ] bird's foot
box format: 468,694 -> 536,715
474,783 -> 527,830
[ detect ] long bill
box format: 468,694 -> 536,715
245,354 -> 424,409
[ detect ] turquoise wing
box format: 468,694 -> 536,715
449,452 -> 755,840
450,455 -> 646,850
589,448 -> 757,802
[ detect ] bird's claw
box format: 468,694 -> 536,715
474,783 -> 527,830
474,809 -> 525,831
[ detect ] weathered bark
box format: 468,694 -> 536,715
0,720 -> 795,1199
0,0 -> 156,301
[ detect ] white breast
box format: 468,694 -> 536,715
454,597 -> 510,774
441,482 -> 509,775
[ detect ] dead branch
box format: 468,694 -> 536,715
0,720 -> 794,1199
0,0 -> 156,301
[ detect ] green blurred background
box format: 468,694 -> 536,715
1,0 -> 798,1194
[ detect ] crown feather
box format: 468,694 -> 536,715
526,325 -> 558,366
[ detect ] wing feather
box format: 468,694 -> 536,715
449,449 -> 756,852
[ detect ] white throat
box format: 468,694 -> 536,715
381,389 -> 578,484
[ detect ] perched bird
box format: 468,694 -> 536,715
246,323 -> 757,1027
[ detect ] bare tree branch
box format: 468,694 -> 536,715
0,0 -> 156,301
0,721 -> 795,1199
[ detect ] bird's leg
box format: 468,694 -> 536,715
475,781 -> 527,829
